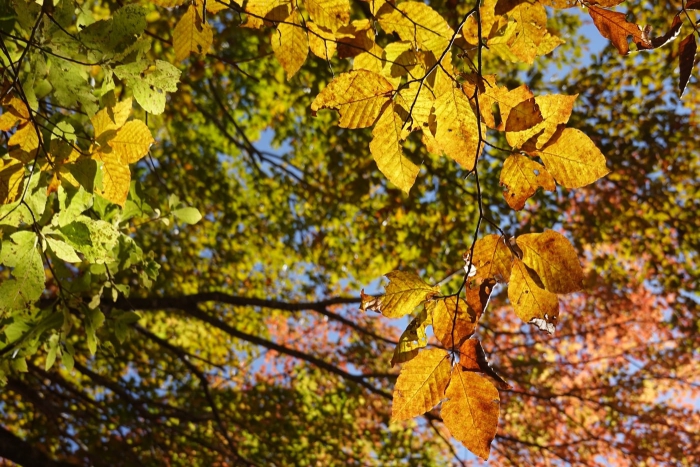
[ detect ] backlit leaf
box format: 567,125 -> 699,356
305,0 -> 350,31
108,120 -> 154,164
508,257 -> 559,328
272,12 -> 309,79
507,93 -> 577,149
588,4 -> 652,55
369,102 -> 418,193
441,367 -> 500,460
433,86 -> 482,169
516,230 -> 584,294
391,348 -> 451,420
536,128 -> 609,189
311,70 -> 393,129
429,297 -> 477,348
500,153 -> 555,210
471,234 -> 512,284
360,270 -> 439,318
174,5 -> 214,62
378,2 -> 453,56
0,158 -> 25,204
391,308 -> 429,367
678,33 -> 696,97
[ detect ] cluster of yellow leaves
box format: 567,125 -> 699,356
361,230 -> 584,459
463,0 -> 564,65
90,98 -> 154,206
0,95 -> 152,207
465,78 -> 610,209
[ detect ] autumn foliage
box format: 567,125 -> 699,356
0,0 -> 699,465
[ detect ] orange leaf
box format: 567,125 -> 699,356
429,296 -> 477,348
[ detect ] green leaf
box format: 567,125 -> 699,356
114,60 -> 181,114
61,349 -> 75,371
46,237 -> 82,263
172,207 -> 202,224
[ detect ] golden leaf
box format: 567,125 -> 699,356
271,12 -> 309,79
304,0 -> 350,31
369,103 -> 418,193
433,86 -> 482,168
508,257 -> 559,327
151,0 -> 188,7
441,367 -> 500,460
335,19 -> 375,58
244,0 -> 290,26
378,1 -> 453,56
0,158 -> 24,204
506,93 -> 577,149
391,308 -> 430,367
471,234 -> 512,284
108,120 -> 155,164
360,270 -> 439,318
500,153 -> 555,210
91,98 -> 133,141
196,0 -> 230,14
307,22 -> 337,61
311,70 -> 393,129
396,81 -> 434,132
173,5 -> 214,62
516,230 -> 584,294
536,127 -> 609,188
429,296 -> 477,348
391,348 -> 451,420
93,148 -> 132,206
8,123 -> 39,153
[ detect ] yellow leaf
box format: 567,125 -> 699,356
396,81 -> 434,132
244,0 -> 290,27
335,19 -> 375,58
536,127 -> 609,189
516,230 -> 584,294
8,123 -> 39,153
311,70 -> 393,129
93,149 -> 131,206
152,0 -> 187,7
353,44 -> 388,79
304,0 -> 349,31
508,257 -> 559,328
429,296 -> 477,348
108,120 -> 155,164
91,98 -> 133,141
271,12 -> 309,79
0,158 -> 24,204
196,0 -> 230,14
391,308 -> 430,367
382,41 -> 417,79
433,86 -> 482,169
500,153 -> 555,210
378,2 -> 453,57
369,103 -> 418,193
307,22 -> 337,61
391,348 -> 451,420
463,0 -> 501,45
360,270 -> 439,318
506,93 -> 577,149
471,234 -> 512,284
505,2 -> 549,65
173,5 -> 214,62
441,367 -> 500,460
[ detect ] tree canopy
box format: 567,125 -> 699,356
0,0 -> 699,465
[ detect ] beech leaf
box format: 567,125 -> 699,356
173,5 -> 214,62
588,5 -> 652,55
369,103 -> 418,193
500,153 -> 555,210
536,128 -> 610,189
471,234 -> 513,284
311,70 -> 394,128
391,348 -> 451,420
441,367 -> 500,460
508,257 -> 559,329
678,33 -> 697,97
429,296 -> 477,348
272,12 -> 309,79
360,270 -> 439,318
516,230 -> 584,294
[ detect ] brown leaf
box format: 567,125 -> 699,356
391,348 -> 451,420
678,33 -> 696,97
588,5 -> 652,55
650,13 -> 683,49
441,367 -> 500,460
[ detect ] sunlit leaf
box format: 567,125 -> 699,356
391,348 -> 451,420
